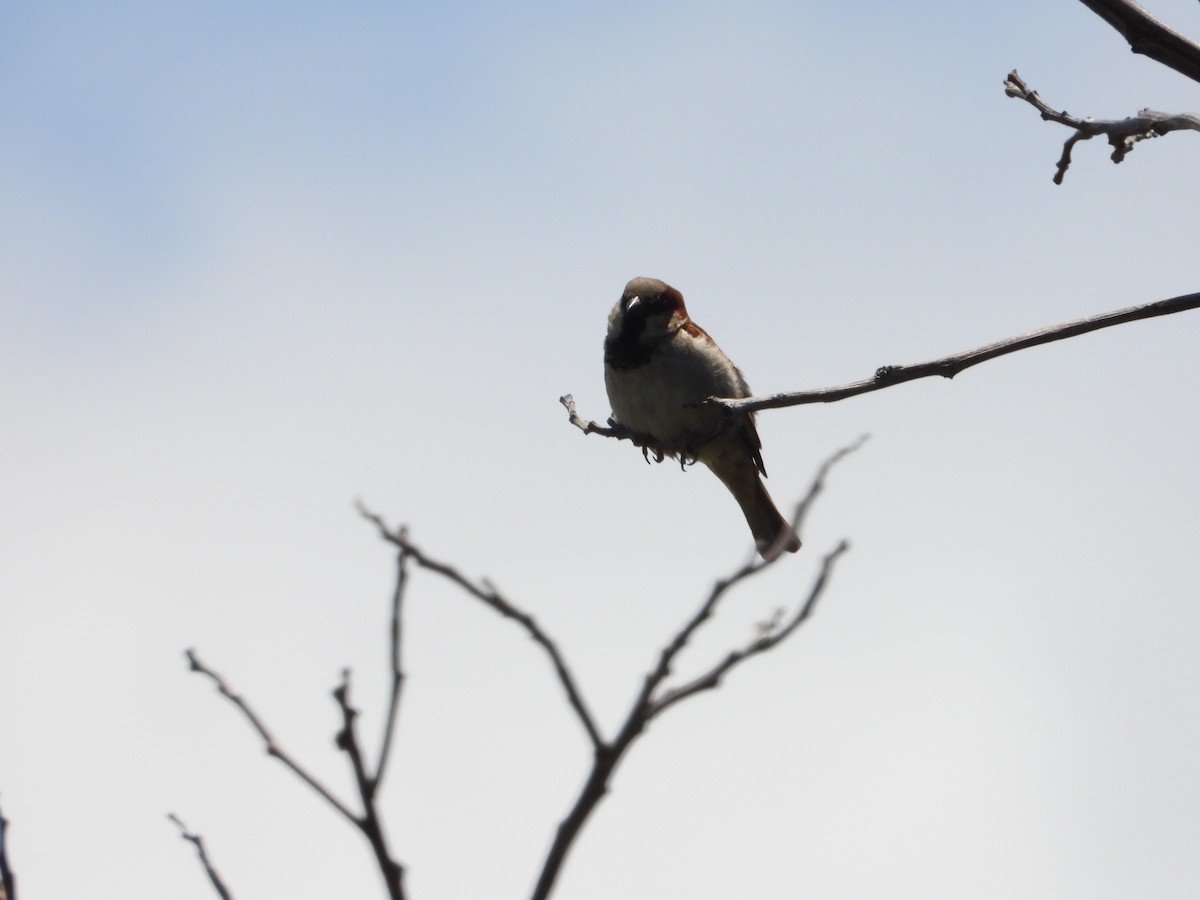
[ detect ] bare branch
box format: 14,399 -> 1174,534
728,291 -> 1200,414
651,540 -> 850,717
564,292 -> 1200,429
356,504 -> 606,752
333,672 -> 406,900
559,394 -> 678,463
1004,70 -> 1200,182
167,814 -> 233,900
0,801 -> 15,900
332,672 -> 373,807
530,552 -> 773,900
791,435 -> 869,536
531,439 -> 857,900
637,439 -> 863,720
560,394 -> 624,439
185,650 -> 359,823
193,442 -> 853,900
185,650 -> 408,900
643,438 -> 862,723
373,548 -> 410,793
1075,0 -> 1200,85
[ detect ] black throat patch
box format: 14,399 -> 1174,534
604,312 -> 653,370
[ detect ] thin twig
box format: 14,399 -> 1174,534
1004,70 -> 1200,182
333,672 -> 406,900
373,548 -> 410,793
356,504 -> 605,752
643,438 -> 865,717
731,291 -> 1200,413
651,540 -> 850,717
333,672 -> 373,806
558,395 -> 675,459
167,814 -> 233,900
185,650 -> 408,900
184,649 -> 359,823
529,555 -> 769,900
790,435 -> 869,537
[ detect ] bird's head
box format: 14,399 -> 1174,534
607,277 -> 689,345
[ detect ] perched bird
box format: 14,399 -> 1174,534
604,277 -> 801,558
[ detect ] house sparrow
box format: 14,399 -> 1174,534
604,277 -> 801,558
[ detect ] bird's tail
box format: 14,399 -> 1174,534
709,460 -> 802,560
743,477 -> 802,559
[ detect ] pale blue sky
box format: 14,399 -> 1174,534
3,2 -> 1200,898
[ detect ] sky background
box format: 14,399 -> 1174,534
3,1 -> 1200,898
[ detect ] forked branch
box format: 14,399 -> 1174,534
357,505 -> 605,752
184,650 -> 359,824
185,577 -> 410,900
1004,70 -> 1200,183
190,437 -> 857,900
651,539 -> 848,718
528,440 -> 859,900
355,440 -> 857,900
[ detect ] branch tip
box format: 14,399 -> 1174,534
1004,69 -> 1200,182
169,813 -> 234,900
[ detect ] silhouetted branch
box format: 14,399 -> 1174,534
1004,70 -> 1200,182
194,435 -> 854,900
563,292 -> 1200,429
789,435 -> 869,535
529,440 -> 857,900
1076,0 -> 1200,85
185,648 -> 408,900
731,291 -> 1200,413
651,540 -> 848,717
557,397 -> 678,462
168,814 -> 233,900
374,547 -> 410,793
185,649 -> 358,823
0,802 -> 15,900
357,504 -> 605,753
333,672 -> 406,900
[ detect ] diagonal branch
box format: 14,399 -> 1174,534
1004,70 -> 1200,183
651,540 -> 849,718
184,649 -> 359,823
185,650 -> 408,900
373,548 -> 410,793
530,547 -> 845,900
167,814 -> 234,900
724,290 -> 1200,414
626,559 -> 762,728
356,504 -> 605,752
1075,0 -> 1200,85
633,440 -> 862,721
191,444 -> 855,900
530,439 -> 858,900
564,291 -> 1200,429
790,435 -> 869,536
